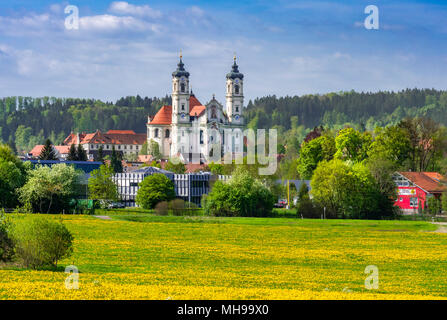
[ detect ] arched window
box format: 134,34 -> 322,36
235,85 -> 240,94
180,83 -> 185,93
165,129 -> 170,138
154,128 -> 159,138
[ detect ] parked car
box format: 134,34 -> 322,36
274,199 -> 288,208
108,202 -> 125,209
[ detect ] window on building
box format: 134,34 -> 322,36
118,145 -> 121,150
235,106 -> 239,112
200,130 -> 203,144
181,104 -> 185,111
399,197 -> 403,202
155,128 -> 159,138
235,84 -> 240,94
90,145 -> 93,149
106,145 -> 109,149
410,197 -> 418,207
130,145 -> 133,150
136,146 -> 139,150
181,83 -> 185,93
166,129 -> 170,138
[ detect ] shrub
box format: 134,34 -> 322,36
12,217 -> 73,269
170,199 -> 187,216
296,183 -> 320,218
154,201 -> 169,216
205,168 -> 275,217
0,210 -> 14,262
427,197 -> 441,216
136,173 -> 175,209
170,199 -> 200,216
19,164 -> 82,213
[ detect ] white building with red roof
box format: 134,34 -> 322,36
63,129 -> 146,159
147,55 -> 245,162
28,145 -> 71,160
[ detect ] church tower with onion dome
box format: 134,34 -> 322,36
225,55 -> 244,125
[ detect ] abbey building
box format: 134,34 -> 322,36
146,56 -> 245,162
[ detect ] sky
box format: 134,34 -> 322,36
0,0 -> 447,104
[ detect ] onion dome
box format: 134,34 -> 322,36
226,56 -> 244,80
172,53 -> 190,78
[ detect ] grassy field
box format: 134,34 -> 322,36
1,213 -> 446,299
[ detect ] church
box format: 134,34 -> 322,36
146,55 -> 245,163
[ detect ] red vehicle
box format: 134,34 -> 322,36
274,199 -> 288,208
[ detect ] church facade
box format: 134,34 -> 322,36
146,56 -> 245,163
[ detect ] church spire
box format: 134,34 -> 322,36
172,51 -> 190,78
227,55 -> 244,80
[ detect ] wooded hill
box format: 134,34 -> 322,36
1,88 -> 446,153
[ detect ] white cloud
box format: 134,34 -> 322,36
49,4 -> 62,14
188,6 -> 205,17
109,1 -> 162,19
79,14 -> 160,32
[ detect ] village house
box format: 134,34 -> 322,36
62,129 -> 147,160
393,171 -> 446,214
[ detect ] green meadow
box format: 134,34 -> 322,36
1,213 -> 446,299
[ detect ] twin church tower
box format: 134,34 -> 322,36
147,55 -> 245,161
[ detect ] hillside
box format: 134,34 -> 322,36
1,88 -> 447,153
245,89 -> 447,131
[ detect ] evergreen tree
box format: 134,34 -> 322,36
7,137 -> 17,155
39,139 -> 57,160
96,145 -> 104,163
77,144 -> 87,161
110,146 -> 123,173
67,144 -> 78,161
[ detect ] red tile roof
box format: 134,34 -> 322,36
107,130 -> 136,134
399,172 -> 447,193
149,105 -> 172,125
137,155 -> 153,163
148,95 -> 206,125
63,130 -> 146,146
189,95 -> 202,111
29,145 -> 70,157
190,105 -> 206,117
185,163 -> 208,173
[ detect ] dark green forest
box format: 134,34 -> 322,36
2,88 -> 447,154
245,88 -> 447,131
0,95 -> 170,153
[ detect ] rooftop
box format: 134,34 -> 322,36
398,171 -> 447,193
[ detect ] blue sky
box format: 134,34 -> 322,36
0,0 -> 446,103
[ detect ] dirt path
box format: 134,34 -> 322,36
431,222 -> 447,233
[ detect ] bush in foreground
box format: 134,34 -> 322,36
204,168 -> 275,217
12,217 -> 73,269
0,210 -> 14,262
154,199 -> 200,216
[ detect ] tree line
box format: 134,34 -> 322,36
0,95 -> 171,153
2,89 -> 447,154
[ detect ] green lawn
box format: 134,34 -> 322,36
1,214 -> 446,299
